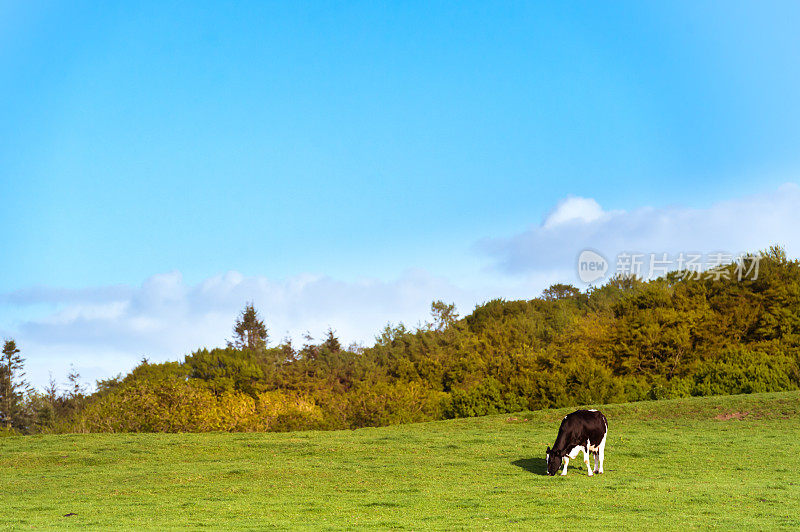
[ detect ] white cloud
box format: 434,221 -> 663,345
4,269 -> 529,389
542,196 -> 607,229
481,182 -> 800,276
0,285 -> 133,305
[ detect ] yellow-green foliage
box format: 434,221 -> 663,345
72,378 -> 321,433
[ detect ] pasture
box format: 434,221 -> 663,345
2,391 -> 799,530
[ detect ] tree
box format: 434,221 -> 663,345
430,301 -> 459,331
0,339 -> 29,429
541,283 -> 581,301
44,373 -> 59,405
279,336 -> 297,363
66,365 -> 86,399
228,303 -> 268,351
323,328 -> 342,353
31,374 -> 60,431
299,331 -> 320,361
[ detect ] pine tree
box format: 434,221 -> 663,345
228,303 -> 269,351
0,339 -> 28,429
323,328 -> 342,352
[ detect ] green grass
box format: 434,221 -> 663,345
2,391 -> 800,530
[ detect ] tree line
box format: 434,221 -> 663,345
2,245 -> 799,434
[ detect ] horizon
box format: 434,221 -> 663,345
3,1 -> 800,388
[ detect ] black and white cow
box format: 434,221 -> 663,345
546,409 -> 607,476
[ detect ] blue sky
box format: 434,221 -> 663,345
2,1 -> 800,387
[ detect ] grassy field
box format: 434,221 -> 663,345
2,391 -> 799,530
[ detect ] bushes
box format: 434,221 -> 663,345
445,378 -> 519,418
72,377 -> 322,433
73,377 -> 216,432
345,381 -> 447,428
691,346 -> 799,396
185,348 -> 265,396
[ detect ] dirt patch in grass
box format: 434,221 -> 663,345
715,411 -> 748,421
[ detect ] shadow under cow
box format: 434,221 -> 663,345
511,457 -> 547,476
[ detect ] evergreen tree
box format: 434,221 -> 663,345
44,373 -> 59,405
430,301 -> 459,331
29,374 -> 60,431
228,303 -> 269,351
66,365 -> 86,398
0,339 -> 28,429
323,328 -> 342,353
279,336 -> 297,363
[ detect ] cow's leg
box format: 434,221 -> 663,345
597,435 -> 606,474
592,451 -> 600,474
560,457 -> 569,476
583,448 -> 593,476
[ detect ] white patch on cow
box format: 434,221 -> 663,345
589,409 -> 597,412
563,445 -> 593,476
567,445 -> 583,459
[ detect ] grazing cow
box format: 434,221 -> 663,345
546,409 -> 607,476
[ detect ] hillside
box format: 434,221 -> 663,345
3,391 -> 799,529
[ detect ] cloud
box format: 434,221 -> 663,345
4,269 -> 519,389
542,196 -> 607,229
0,285 -> 133,306
481,182 -> 800,277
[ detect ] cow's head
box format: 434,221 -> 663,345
545,446 -> 562,476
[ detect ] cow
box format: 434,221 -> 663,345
546,409 -> 607,476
